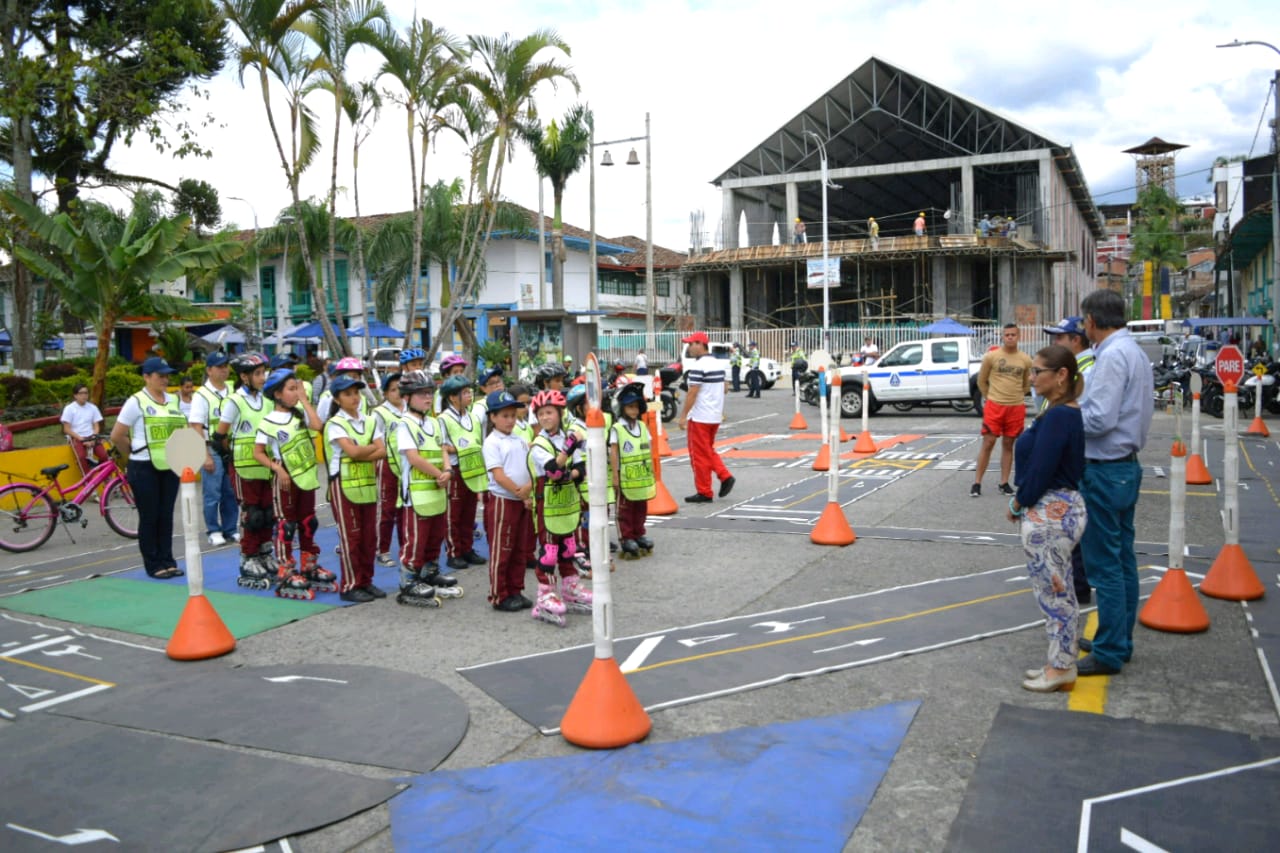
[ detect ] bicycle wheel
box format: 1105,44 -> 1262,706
0,484 -> 58,552
101,478 -> 140,540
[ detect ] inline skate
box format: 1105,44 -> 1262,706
237,553 -> 273,590
421,562 -> 463,599
618,539 -> 641,560
531,580 -> 566,627
275,566 -> 316,601
300,552 -> 337,593
396,574 -> 442,608
635,535 -> 654,557
560,575 -> 594,614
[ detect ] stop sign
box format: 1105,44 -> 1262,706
1215,345 -> 1245,386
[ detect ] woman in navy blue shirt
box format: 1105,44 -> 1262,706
1007,345 -> 1087,692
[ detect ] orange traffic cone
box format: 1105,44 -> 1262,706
838,424 -> 850,442
166,594 -> 236,661
1200,545 -> 1265,601
1246,415 -> 1270,437
812,441 -> 830,471
560,658 -> 652,748
810,501 -> 856,545
853,430 -> 877,453
1185,453 -> 1212,485
790,410 -> 808,430
1139,569 -> 1210,632
656,427 -> 673,457
645,411 -> 678,516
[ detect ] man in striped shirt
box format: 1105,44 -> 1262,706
676,332 -> 736,503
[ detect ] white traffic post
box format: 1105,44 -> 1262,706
861,365 -> 871,434
583,355 -> 613,659
1169,443 -> 1186,573
794,375 -> 802,418
180,469 -> 204,597
1190,373 -> 1203,461
817,367 -> 829,446
1222,381 -> 1240,548
828,372 -> 843,502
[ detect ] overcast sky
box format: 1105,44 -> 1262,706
90,0 -> 1279,253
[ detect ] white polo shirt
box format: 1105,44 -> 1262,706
61,401 -> 103,439
483,428 -> 531,500
684,354 -> 727,424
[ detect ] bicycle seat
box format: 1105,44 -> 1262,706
41,464 -> 70,478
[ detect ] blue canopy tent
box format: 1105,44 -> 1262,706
0,330 -> 63,351
918,317 -> 975,336
1181,317 -> 1269,330
200,324 -> 246,345
286,321 -> 346,342
347,321 -> 404,338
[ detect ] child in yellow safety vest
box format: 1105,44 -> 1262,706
373,372 -> 407,568
323,375 -> 386,604
610,382 -> 656,559
215,353 -> 275,588
253,368 -> 335,600
565,383 -> 610,576
390,370 -> 461,608
437,374 -> 489,571
526,389 -> 593,627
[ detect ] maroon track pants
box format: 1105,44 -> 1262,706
232,472 -> 273,556
272,480 -> 319,569
445,477 -> 483,558
375,459 -> 404,556
400,503 -> 447,572
329,480 -> 376,593
484,495 -> 532,604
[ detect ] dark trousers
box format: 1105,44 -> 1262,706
1071,543 -> 1090,603
731,366 -> 741,392
232,473 -> 273,556
485,495 -> 531,604
791,369 -> 804,396
400,504 -> 447,587
272,480 -> 319,569
616,493 -> 648,541
329,481 -> 377,593
375,459 -> 403,556
127,460 -> 179,576
747,369 -> 762,397
445,477 -> 483,559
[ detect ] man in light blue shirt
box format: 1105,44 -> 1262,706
1077,290 -> 1154,677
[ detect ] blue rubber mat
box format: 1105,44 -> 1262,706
389,701 -> 920,851
119,524 -> 489,606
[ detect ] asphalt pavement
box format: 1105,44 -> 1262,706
2,389 -> 1277,852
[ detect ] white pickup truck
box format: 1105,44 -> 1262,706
836,336 -> 983,417
680,342 -> 784,389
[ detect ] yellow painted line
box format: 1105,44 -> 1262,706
0,655 -> 115,686
1068,611 -> 1107,714
630,588 -> 1030,673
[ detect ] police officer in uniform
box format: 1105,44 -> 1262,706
789,341 -> 807,396
729,343 -> 743,393
109,357 -> 187,579
745,341 -> 763,398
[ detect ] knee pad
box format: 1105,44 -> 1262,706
301,514 -> 319,538
562,537 -> 576,558
244,505 -> 273,532
539,543 -> 559,567
282,520 -> 298,542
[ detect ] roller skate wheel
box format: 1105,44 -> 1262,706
437,586 -> 464,599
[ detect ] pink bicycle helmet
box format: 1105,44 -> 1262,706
530,389 -> 566,411
439,354 -> 468,373
333,356 -> 364,373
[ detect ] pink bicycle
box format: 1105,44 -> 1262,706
0,437 -> 138,552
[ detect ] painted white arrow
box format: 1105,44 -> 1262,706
1120,827 -> 1170,853
6,824 -> 119,845
850,638 -> 885,647
261,675 -> 348,685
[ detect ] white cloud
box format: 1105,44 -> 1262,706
81,0 -> 1280,251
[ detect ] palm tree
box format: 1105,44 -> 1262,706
373,16 -> 467,347
257,199 -> 362,335
2,192 -> 241,406
221,0 -> 346,357
343,79 -> 381,360
521,104 -> 591,310
432,29 -> 577,363
299,0 -> 388,349
365,180 -> 529,333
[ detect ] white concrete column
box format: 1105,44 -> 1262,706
729,267 -> 745,330
961,164 -> 974,233
932,257 -> 948,315
785,182 -> 799,239
722,188 -> 737,249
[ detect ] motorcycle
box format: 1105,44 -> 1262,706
1152,362 -> 1191,409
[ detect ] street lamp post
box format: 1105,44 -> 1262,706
228,196 -> 260,349
1218,39 -> 1280,353
589,112 -> 654,353
804,131 -> 840,348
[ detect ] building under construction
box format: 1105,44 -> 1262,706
683,57 -> 1105,329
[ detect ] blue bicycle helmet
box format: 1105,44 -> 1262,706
399,348 -> 426,365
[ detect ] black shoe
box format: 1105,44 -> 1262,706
969,483 -> 981,498
1076,591 -> 1092,605
998,482 -> 1015,496
519,593 -> 533,609
525,560 -> 539,571
1076,654 -> 1119,676
685,493 -> 712,504
493,595 -> 524,612
1079,637 -> 1093,653
362,584 -> 387,599
463,550 -> 487,566
340,588 -> 375,604
447,556 -> 470,571
718,476 -> 736,498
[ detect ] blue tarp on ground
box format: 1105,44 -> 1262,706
389,702 -> 921,851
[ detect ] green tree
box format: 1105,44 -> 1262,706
0,0 -> 225,375
174,178 -> 223,233
221,0 -> 347,356
1129,185 -> 1186,319
256,198 -> 362,328
373,15 -> 467,346
433,29 -> 576,363
521,104 -> 591,311
1,192 -> 242,406
300,0 -> 388,346
342,79 -> 382,359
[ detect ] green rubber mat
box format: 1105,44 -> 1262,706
0,577 -> 334,640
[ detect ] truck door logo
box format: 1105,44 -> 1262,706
890,373 -> 901,387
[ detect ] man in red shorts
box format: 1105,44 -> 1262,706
972,324 -> 1032,497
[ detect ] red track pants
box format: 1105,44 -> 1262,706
687,419 -> 731,498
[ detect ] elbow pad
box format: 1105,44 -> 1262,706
572,461 -> 586,481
